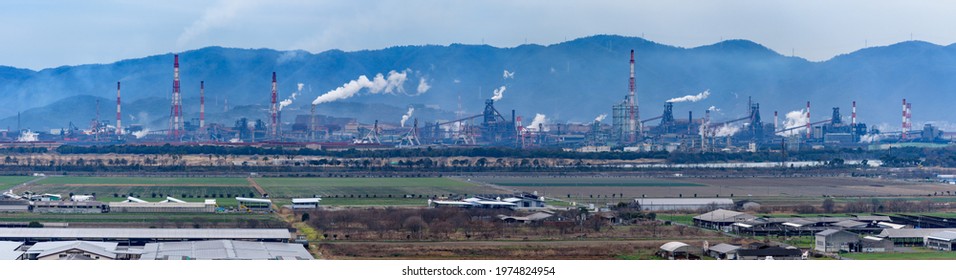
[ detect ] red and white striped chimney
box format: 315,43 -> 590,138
902,99 -> 907,140
200,81 -> 205,129
806,101 -> 811,138
851,101 -> 856,127
116,81 -> 122,135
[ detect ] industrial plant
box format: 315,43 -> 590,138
0,50 -> 948,153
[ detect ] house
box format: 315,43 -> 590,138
706,243 -> 740,260
141,240 -> 313,260
925,231 -> 956,251
736,246 -> 803,260
815,229 -> 860,253
25,241 -> 125,260
693,209 -> 757,231
291,198 -> 321,210
657,241 -> 702,260
0,241 -> 24,260
634,198 -> 734,211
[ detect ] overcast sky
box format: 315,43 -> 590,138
2,0 -> 955,70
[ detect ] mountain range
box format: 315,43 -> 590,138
3,35 -> 956,132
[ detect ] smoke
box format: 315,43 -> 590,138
279,83 -> 305,111
503,70 -> 515,79
17,130 -> 38,142
491,86 -> 506,101
132,129 -> 150,139
177,0 -> 256,48
416,78 -> 431,95
708,105 -> 720,112
311,70 -> 409,105
528,114 -> 548,132
667,90 -> 710,103
594,114 -> 607,123
400,107 -> 415,127
714,124 -> 741,137
859,134 -> 882,143
777,109 -> 810,136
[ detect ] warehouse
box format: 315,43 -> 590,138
24,241 -> 123,260
33,201 -> 106,213
0,199 -> 30,213
925,231 -> 956,251
815,229 -> 860,253
0,228 -> 292,245
141,240 -> 313,260
291,198 -> 321,210
109,197 -> 216,213
657,241 -> 702,260
706,243 -> 740,260
634,198 -> 734,211
877,228 -> 956,247
237,197 -> 273,212
693,209 -> 757,231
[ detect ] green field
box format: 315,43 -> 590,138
0,176 -> 36,191
471,177 -> 706,187
657,214 -> 695,225
842,249 -> 956,260
37,176 -> 248,186
255,177 -> 498,198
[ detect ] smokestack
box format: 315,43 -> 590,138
774,111 -> 778,131
902,99 -> 907,140
806,101 -> 811,139
199,81 -> 205,129
310,104 -> 316,141
851,101 -> 856,127
270,72 -> 278,138
168,54 -> 183,140
628,49 -> 639,142
116,81 -> 122,135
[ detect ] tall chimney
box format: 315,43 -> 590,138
199,81 -> 205,129
168,54 -> 183,140
902,98 -> 907,140
851,101 -> 856,127
116,81 -> 122,135
628,49 -> 639,142
310,104 -> 316,141
270,72 -> 278,138
806,101 -> 811,139
774,111 -> 778,131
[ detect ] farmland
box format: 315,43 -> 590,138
0,176 -> 35,191
254,177 -> 503,198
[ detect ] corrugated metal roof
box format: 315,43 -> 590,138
292,198 -> 321,203
236,197 -> 272,204
832,220 -> 868,228
0,241 -> 23,252
659,241 -> 691,252
34,241 -> 118,259
708,243 -> 740,253
0,251 -> 23,260
141,240 -> 312,260
0,228 -> 291,240
927,231 -> 956,242
878,228 -> 956,239
693,209 -> 755,223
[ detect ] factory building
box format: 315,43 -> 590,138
108,197 -> 216,213
141,240 -> 312,260
634,198 -> 734,211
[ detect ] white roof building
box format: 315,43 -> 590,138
141,240 -> 313,260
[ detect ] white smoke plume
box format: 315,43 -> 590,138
132,129 -> 150,139
400,107 -> 415,127
491,86 -> 506,101
279,83 -> 305,111
503,70 -> 515,79
714,123 -> 741,137
776,109 -> 810,136
311,70 -> 409,105
667,90 -> 710,103
416,78 -> 431,95
594,114 -> 607,123
859,134 -> 882,143
528,113 -> 548,132
708,105 -> 720,112
17,130 -> 38,142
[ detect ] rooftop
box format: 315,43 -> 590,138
927,231 -> 956,242
635,198 -> 734,205
0,228 -> 291,240
693,209 -> 756,223
141,240 -> 313,260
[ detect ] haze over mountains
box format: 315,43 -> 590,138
2,34 -> 956,132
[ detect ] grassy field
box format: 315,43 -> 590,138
0,176 -> 36,191
255,177 -> 501,198
842,249 -> 956,260
321,198 -> 429,206
37,176 -> 249,186
656,214 -> 695,225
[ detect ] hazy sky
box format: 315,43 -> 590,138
2,0 -> 955,70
